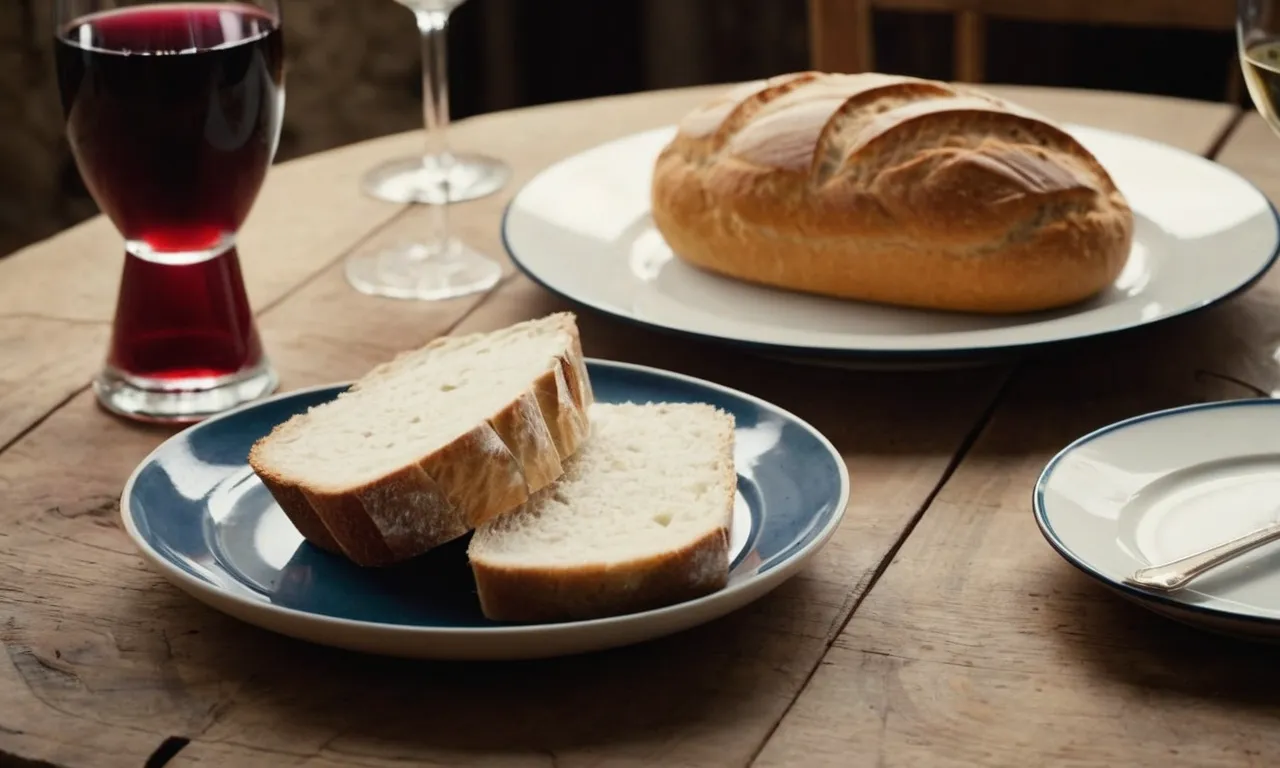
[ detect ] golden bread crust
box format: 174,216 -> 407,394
248,314 -> 594,568
468,406 -> 737,623
470,528 -> 730,623
650,72 -> 1134,314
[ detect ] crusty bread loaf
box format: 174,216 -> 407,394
468,402 -> 736,623
248,313 -> 593,568
650,71 -> 1135,314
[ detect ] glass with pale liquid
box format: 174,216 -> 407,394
1240,0 -> 1280,131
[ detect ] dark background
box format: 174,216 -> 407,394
0,0 -> 1246,260
447,2 -> 1239,112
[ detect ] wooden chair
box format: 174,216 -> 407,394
808,0 -> 1238,96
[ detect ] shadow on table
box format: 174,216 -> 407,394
499,270 -> 1280,460
1041,563 -> 1280,713
486,276 -> 1016,450
179,573 -> 828,760
931,289 -> 1280,462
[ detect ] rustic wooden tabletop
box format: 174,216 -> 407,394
2,83 -> 1277,767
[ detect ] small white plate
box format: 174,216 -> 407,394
503,125 -> 1279,366
1035,399 -> 1280,640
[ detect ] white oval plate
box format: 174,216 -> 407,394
502,125 -> 1279,365
120,360 -> 849,660
1035,399 -> 1280,640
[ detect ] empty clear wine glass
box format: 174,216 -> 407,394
346,0 -> 504,301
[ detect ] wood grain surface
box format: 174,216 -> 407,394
0,84 -> 1251,767
756,113 -> 1280,766
0,84 -> 726,452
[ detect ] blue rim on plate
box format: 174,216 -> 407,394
500,125 -> 1280,363
120,359 -> 850,659
1033,398 -> 1280,628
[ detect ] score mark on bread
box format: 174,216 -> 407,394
650,71 -> 1135,314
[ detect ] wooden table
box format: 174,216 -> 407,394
2,83 -> 1278,767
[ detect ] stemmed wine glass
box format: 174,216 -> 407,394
1240,0 -> 1280,132
345,0 -> 506,301
54,0 -> 285,423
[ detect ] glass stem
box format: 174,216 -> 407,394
416,9 -> 453,261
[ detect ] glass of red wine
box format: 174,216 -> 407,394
54,0 -> 285,423
344,0 -> 505,301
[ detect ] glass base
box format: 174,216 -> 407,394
93,359 -> 279,425
361,152 -> 511,205
344,238 -> 502,301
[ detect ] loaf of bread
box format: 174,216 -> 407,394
650,71 -> 1134,314
468,402 -> 736,623
248,313 -> 593,567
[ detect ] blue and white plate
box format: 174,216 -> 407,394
121,359 -> 849,660
1035,399 -> 1280,641
503,125 -> 1279,367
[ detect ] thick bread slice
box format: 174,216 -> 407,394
248,313 -> 592,567
468,402 -> 736,623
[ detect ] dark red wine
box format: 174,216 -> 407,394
56,2 -> 284,252
107,246 -> 264,380
55,3 -> 284,381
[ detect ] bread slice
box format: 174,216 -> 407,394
468,402 -> 737,623
248,313 -> 593,567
